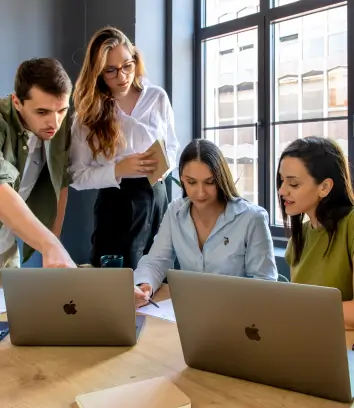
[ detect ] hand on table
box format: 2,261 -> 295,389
42,242 -> 77,268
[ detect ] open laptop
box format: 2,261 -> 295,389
167,269 -> 354,403
2,268 -> 145,346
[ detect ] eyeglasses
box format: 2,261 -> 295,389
102,61 -> 136,79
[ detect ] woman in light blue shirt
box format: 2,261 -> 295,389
134,139 -> 278,305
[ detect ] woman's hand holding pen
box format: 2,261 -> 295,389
134,283 -> 153,308
115,151 -> 158,177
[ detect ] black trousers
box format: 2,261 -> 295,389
90,178 -> 168,268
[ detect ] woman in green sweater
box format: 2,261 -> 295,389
277,136 -> 354,328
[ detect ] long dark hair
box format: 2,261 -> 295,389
179,139 -> 239,203
276,136 -> 354,265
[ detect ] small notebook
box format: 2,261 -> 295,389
76,376 -> 191,408
145,139 -> 170,186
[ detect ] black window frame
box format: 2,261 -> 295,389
194,0 -> 354,242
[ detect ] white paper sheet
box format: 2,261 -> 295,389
0,289 -> 6,313
137,299 -> 176,322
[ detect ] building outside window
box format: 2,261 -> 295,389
197,0 -> 353,239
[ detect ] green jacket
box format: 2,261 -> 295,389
0,95 -> 72,262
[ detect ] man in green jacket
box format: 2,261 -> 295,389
0,58 -> 76,268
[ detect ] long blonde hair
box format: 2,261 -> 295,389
73,26 -> 145,160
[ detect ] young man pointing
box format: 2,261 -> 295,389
0,58 -> 76,268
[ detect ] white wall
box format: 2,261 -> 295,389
135,0 -> 165,88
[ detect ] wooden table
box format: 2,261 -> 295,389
0,284 -> 354,408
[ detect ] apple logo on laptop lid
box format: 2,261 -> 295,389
63,300 -> 77,315
245,324 -> 261,341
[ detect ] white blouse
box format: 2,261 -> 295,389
68,81 -> 179,190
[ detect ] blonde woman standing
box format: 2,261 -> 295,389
69,26 -> 179,268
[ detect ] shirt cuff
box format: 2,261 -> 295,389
0,159 -> 20,187
134,271 -> 161,295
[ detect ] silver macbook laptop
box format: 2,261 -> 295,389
167,269 -> 354,403
2,268 -> 144,346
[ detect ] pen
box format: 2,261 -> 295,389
135,285 -> 159,308
147,298 -> 159,308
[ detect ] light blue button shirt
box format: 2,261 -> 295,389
134,197 -> 278,292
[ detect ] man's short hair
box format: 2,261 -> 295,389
14,58 -> 72,102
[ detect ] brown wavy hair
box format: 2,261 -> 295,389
73,26 -> 145,160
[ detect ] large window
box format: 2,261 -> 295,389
197,0 -> 354,239
204,29 -> 259,203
